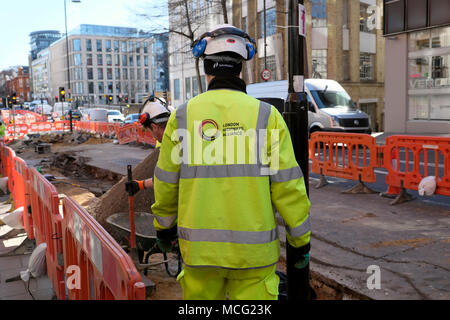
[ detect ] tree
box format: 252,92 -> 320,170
135,0 -> 231,94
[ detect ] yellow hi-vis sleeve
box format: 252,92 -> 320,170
267,106 -> 311,248
151,111 -> 180,231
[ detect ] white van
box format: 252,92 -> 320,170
87,108 -> 108,122
247,79 -> 372,134
53,102 -> 72,118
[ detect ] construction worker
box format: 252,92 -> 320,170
0,120 -> 5,140
151,24 -> 311,300
125,97 -> 170,193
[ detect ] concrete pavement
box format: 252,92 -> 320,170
0,195 -> 54,300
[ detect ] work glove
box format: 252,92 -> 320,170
125,180 -> 145,196
156,226 -> 178,253
292,243 -> 311,269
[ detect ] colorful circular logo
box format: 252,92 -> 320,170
199,119 -> 219,141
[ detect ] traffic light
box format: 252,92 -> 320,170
12,93 -> 16,105
124,96 -> 128,103
59,87 -> 65,102
7,96 -> 12,108
109,95 -> 113,104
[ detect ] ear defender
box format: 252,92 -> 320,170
246,43 -> 256,61
192,38 -> 207,58
139,113 -> 152,128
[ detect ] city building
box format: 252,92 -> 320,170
151,32 -> 169,94
31,49 -> 52,102
29,30 -> 61,61
384,0 -> 450,134
48,24 -> 155,106
2,67 -> 31,103
231,0 -> 385,132
169,0 -> 233,108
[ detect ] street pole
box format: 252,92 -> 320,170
264,0 -> 267,72
64,0 -> 70,131
284,0 -> 312,300
12,100 -> 16,140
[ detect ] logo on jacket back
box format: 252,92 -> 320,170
199,119 -> 219,141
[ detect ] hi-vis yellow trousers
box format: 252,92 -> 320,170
176,264 -> 279,300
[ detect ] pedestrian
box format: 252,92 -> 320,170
125,97 -> 170,193
151,24 -> 311,300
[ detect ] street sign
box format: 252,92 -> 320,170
299,4 -> 306,37
261,69 -> 272,81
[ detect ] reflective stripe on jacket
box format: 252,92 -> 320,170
151,89 -> 311,269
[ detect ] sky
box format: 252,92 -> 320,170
0,0 -> 168,70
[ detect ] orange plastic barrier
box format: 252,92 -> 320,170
61,197 -> 145,300
117,124 -> 138,145
384,135 -> 450,196
28,167 -> 66,299
6,147 -> 16,193
136,127 -> 156,146
13,156 -> 34,239
309,132 -> 378,183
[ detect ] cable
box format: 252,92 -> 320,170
25,279 -> 36,300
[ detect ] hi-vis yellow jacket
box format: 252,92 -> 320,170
151,89 -> 311,269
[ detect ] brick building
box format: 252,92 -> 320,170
3,67 -> 31,103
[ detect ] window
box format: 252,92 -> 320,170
123,68 -> 128,80
137,69 -> 141,80
114,40 -> 119,53
122,55 -> 127,66
74,53 -> 82,66
97,68 -> 104,80
145,69 -> 149,80
106,54 -> 112,66
408,27 -> 450,121
259,7 -> 276,38
360,53 -> 374,80
98,82 -> 104,94
144,42 -> 148,54
73,39 -> 81,51
242,17 -> 248,34
129,55 -> 134,67
108,82 -> 113,94
185,77 -> 191,100
87,53 -> 93,66
107,68 -> 113,80
136,55 -> 141,67
130,69 -> 135,80
312,49 -> 327,79
201,75 -> 206,92
88,82 -> 94,94
115,68 -> 120,80
76,82 -> 83,94
192,76 -> 198,96
360,3 -> 375,34
87,68 -> 93,80
106,40 -> 112,52
97,54 -> 103,66
121,41 -> 127,52
128,41 -> 133,53
74,68 -> 83,80
174,79 -> 180,100
86,39 -> 92,51
311,0 -> 327,28
136,42 -> 140,54
144,56 -> 149,67
116,82 -> 121,93
115,55 -> 120,66
96,40 -> 102,52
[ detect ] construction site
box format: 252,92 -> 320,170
0,126 -> 449,301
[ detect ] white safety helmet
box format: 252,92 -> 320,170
191,24 -> 257,61
139,99 -> 170,127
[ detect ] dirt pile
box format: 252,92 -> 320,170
87,148 -> 160,232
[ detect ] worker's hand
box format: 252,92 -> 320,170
294,253 -> 310,269
156,237 -> 173,253
125,180 -> 144,196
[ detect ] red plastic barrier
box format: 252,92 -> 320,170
13,157 -> 34,239
28,167 -> 66,299
62,197 -> 145,300
0,141 -> 6,177
136,127 -> 156,146
5,147 -> 16,193
384,135 -> 450,196
309,132 -> 378,183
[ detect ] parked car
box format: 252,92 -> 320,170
64,109 -> 82,120
246,79 -> 372,135
124,113 -> 140,124
87,108 -> 109,122
34,104 -> 53,115
107,110 -> 125,123
54,102 -> 72,118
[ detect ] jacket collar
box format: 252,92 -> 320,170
207,76 -> 247,94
